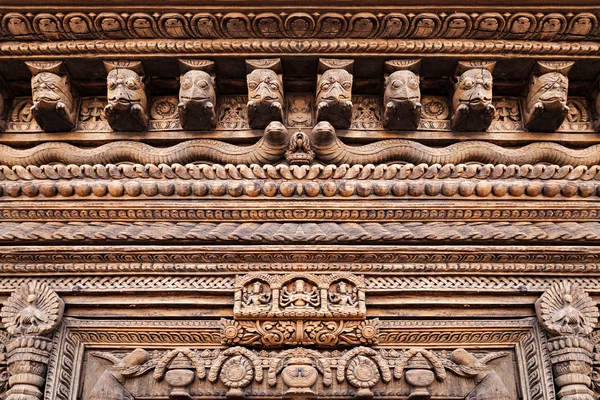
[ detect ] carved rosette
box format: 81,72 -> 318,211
1,282 -> 64,400
524,61 -> 574,132
536,282 -> 599,400
209,347 -> 263,399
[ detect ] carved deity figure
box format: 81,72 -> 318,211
30,72 -> 76,132
280,280 -> 320,310
14,294 -> 49,335
287,97 -> 312,127
316,69 -> 353,129
285,131 -> 315,165
242,281 -> 271,308
105,69 -> 149,132
328,282 -> 358,308
383,70 -> 422,130
549,293 -> 586,333
524,72 -> 569,132
178,70 -> 217,130
451,68 -> 495,131
246,69 -> 284,129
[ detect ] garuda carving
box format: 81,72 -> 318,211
104,61 -> 149,132
316,59 -> 354,129
178,59 -> 217,130
246,59 -> 284,129
536,282 -> 599,400
524,61 -> 574,132
451,61 -> 496,132
1,283 -> 64,400
25,61 -> 77,132
383,60 -> 422,130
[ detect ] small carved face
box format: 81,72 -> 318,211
288,97 -> 311,126
107,69 -> 147,110
31,72 -> 73,109
294,280 -> 306,293
179,70 -> 215,102
453,69 -> 493,109
529,72 -> 568,106
317,69 -> 352,103
252,281 -> 263,294
247,69 -> 284,104
384,70 -> 420,102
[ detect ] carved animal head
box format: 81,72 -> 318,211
452,68 -> 493,111
528,72 -> 568,107
179,70 -> 215,103
247,69 -> 284,105
384,70 -> 420,103
317,69 -> 353,104
107,69 -> 147,111
31,72 -> 74,110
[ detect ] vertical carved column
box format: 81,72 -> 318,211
24,61 -> 77,132
536,282 -> 599,400
246,58 -> 284,129
104,61 -> 149,132
383,59 -> 422,131
0,282 -> 64,400
450,61 -> 496,132
524,61 -> 574,132
178,59 -> 217,130
316,58 -> 354,129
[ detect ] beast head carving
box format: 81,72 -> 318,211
524,72 -> 569,132
246,68 -> 284,129
30,72 -> 76,132
383,70 -> 422,130
178,70 -> 217,130
451,68 -> 495,131
105,68 -> 149,132
316,69 -> 353,129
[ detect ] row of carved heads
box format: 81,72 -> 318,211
0,58 -> 587,133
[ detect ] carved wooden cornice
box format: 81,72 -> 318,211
0,10 -> 598,45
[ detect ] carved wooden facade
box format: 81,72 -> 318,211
2,0 -> 600,399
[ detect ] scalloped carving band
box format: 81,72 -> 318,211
2,139 -> 600,167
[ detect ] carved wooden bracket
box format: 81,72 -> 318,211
24,61 -> 77,133
316,58 -> 354,129
178,59 -> 217,131
0,282 -> 64,400
536,281 -> 599,400
383,59 -> 422,131
103,60 -> 149,132
524,61 -> 574,132
246,58 -> 284,129
451,60 -> 496,132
